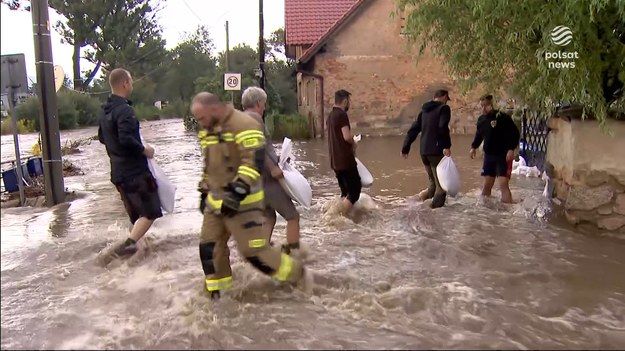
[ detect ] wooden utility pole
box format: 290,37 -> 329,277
225,21 -> 234,103
32,0 -> 65,205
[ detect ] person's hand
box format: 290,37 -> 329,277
401,152 -> 409,159
506,150 -> 514,162
443,148 -> 451,157
271,167 -> 284,179
469,148 -> 477,159
143,145 -> 155,159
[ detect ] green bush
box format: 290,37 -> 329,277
71,91 -> 102,126
14,90 -> 103,131
0,118 -> 36,135
159,100 -> 189,119
133,104 -> 160,121
57,91 -> 78,129
266,113 -> 311,140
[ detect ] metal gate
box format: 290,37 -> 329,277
520,109 -> 550,171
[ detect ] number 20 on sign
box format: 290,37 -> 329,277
224,73 -> 241,91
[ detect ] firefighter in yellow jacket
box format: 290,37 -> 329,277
191,92 -> 311,300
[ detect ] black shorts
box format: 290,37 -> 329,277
482,153 -> 513,178
335,166 -> 361,204
115,172 -> 163,224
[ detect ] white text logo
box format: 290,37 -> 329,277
545,25 -> 577,69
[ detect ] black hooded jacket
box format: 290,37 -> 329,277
401,100 -> 452,156
97,94 -> 148,184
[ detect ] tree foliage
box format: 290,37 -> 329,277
2,0 -> 166,90
0,0 -> 299,130
396,0 -> 625,121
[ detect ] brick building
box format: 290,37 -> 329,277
284,0 -> 481,138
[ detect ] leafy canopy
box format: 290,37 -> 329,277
396,0 -> 625,121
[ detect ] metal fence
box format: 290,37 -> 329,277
520,109 -> 550,171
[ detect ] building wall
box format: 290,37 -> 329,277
298,0 -> 483,138
546,118 -> 625,233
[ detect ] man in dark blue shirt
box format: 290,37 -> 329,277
470,94 -> 520,203
98,68 -> 161,260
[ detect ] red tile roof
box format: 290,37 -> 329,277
285,0 -> 359,46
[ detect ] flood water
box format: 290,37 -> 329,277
1,119 -> 624,350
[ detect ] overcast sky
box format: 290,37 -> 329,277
0,0 -> 285,84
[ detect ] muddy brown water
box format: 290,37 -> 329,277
1,119 -> 624,350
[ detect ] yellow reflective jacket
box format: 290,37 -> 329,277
197,105 -> 266,212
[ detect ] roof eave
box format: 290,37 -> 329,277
297,0 -> 368,64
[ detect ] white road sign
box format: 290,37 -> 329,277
224,72 -> 241,91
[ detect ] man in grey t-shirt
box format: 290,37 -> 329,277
242,87 -> 302,257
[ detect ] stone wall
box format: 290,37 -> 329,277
546,117 -> 625,233
298,0 -> 483,138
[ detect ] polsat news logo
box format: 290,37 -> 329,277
545,25 -> 578,69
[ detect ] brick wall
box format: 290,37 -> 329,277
300,0 -> 483,137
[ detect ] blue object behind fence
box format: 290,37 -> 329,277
27,157 -> 43,177
2,165 -> 31,193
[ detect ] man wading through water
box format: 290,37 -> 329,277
401,89 -> 453,209
98,68 -> 161,259
470,94 -> 520,203
191,92 -> 311,300
327,89 -> 361,215
241,87 -> 304,258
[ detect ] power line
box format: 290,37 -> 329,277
179,0 -> 203,23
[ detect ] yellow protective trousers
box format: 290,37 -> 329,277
198,210 -> 304,294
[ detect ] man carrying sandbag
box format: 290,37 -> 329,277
469,94 -> 520,203
327,89 -> 361,215
97,68 -> 161,260
241,87 -> 303,257
401,89 -> 453,209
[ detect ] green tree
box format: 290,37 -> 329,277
163,25 -> 218,102
1,0 -> 166,90
396,0 -> 625,122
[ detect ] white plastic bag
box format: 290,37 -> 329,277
352,134 -> 374,187
436,156 -> 461,197
147,158 -> 177,213
356,158 -> 374,187
277,137 -> 312,208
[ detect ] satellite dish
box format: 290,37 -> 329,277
54,65 -> 64,92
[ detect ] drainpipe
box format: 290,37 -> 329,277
295,68 -> 324,138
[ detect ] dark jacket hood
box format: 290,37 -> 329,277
103,95 -> 132,114
422,100 -> 444,112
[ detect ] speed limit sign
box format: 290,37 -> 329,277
224,72 -> 241,91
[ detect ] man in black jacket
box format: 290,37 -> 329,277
98,68 -> 161,259
401,89 -> 452,208
469,94 -> 520,203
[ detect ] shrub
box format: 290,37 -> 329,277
0,118 -> 36,135
159,100 -> 189,119
133,104 -> 160,121
14,90 -> 102,130
70,91 -> 102,126
266,113 -> 311,140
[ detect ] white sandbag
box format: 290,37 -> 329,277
147,158 -> 176,213
352,134 -> 373,187
436,156 -> 461,197
356,158 -> 374,187
277,137 -> 312,208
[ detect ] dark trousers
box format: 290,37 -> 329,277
420,154 -> 446,208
